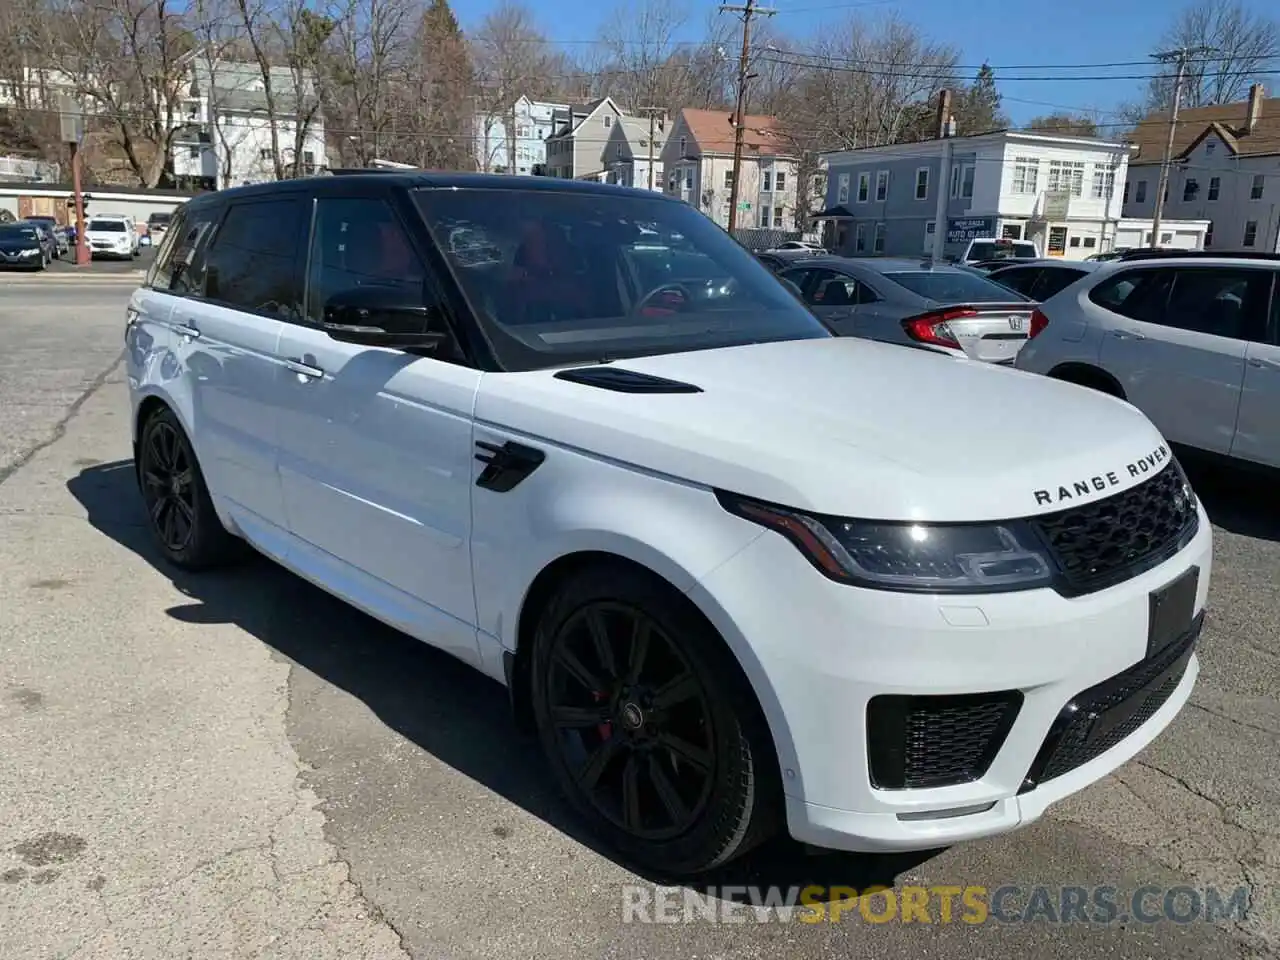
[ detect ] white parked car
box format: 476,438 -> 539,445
126,175 -> 1211,875
1016,250 -> 1280,469
85,215 -> 139,259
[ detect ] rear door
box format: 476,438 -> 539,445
1229,273 -> 1280,467
1096,265 -> 1265,454
168,196 -> 307,543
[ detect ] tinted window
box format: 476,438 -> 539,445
1088,269 -> 1172,323
415,188 -> 830,370
203,199 -> 305,320
988,267 -> 1042,296
968,240 -> 1037,260
0,225 -> 37,241
1031,267 -> 1089,300
305,197 -> 429,326
1160,268 -> 1270,341
88,220 -> 127,232
148,204 -> 222,295
883,270 -> 1029,303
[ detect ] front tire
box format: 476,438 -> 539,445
137,407 -> 240,570
530,563 -> 779,875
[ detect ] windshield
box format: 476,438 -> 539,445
89,220 -> 127,233
884,270 -> 1030,303
0,225 -> 37,241
415,188 -> 830,370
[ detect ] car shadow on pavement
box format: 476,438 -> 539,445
1177,452 -> 1280,543
68,460 -> 936,900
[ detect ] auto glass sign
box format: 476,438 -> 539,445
946,217 -> 996,243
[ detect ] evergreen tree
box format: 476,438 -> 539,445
954,64 -> 1008,135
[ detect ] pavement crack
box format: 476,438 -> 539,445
1187,701 -> 1279,738
0,351 -> 125,488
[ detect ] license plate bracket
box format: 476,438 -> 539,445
1147,566 -> 1199,657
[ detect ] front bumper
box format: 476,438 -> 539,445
689,502 -> 1212,853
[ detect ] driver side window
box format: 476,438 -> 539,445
305,197 -> 431,326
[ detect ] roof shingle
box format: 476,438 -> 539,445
1127,93 -> 1280,164
679,108 -> 793,157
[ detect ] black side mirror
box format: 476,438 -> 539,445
322,285 -> 448,350
781,277 -> 804,299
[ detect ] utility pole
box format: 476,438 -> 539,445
636,106 -> 666,191
1150,45 -> 1214,246
720,0 -> 775,232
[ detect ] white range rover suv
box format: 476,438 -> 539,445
125,174 -> 1212,876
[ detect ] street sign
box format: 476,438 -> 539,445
1043,191 -> 1070,220
739,201 -> 752,211
57,95 -> 85,146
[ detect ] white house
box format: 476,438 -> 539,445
604,115 -> 668,190
171,61 -> 327,189
474,96 -> 565,175
660,108 -> 801,231
820,129 -> 1134,260
1122,84 -> 1280,252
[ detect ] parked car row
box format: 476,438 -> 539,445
126,173 -> 1212,879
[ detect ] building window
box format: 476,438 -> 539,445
1135,180 -> 1147,203
915,167 -> 929,200
854,222 -> 866,252
678,136 -> 686,155
759,207 -> 770,228
603,115 -> 612,128
950,164 -> 961,198
1205,141 -> 1216,156
685,169 -> 693,190
1208,177 -> 1220,200
873,222 -> 886,253
723,169 -> 734,189
837,173 -> 850,204
1251,174 -> 1265,200
1012,157 -> 1038,194
960,164 -> 975,199
762,170 -> 772,191
1123,180 -> 1130,203
1047,160 -> 1085,197
517,125 -> 529,137
1069,236 -> 1081,248
1182,179 -> 1199,202
774,205 -> 783,225
857,172 -> 870,203
875,170 -> 889,201
775,172 -> 786,190
1092,165 -> 1116,200
1244,220 -> 1258,247
188,145 -> 199,158
1083,236 -> 1096,248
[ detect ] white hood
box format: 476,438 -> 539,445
474,337 -> 1173,522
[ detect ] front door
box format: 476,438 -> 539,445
274,193 -> 482,666
1230,290 -> 1280,468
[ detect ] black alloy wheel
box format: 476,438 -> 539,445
136,407 -> 241,569
139,417 -> 197,554
546,601 -> 716,841
531,564 -> 779,875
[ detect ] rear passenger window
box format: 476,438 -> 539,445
147,206 -> 220,295
991,268 -> 1040,296
1087,268 -> 1171,323
1161,268 -> 1270,342
202,199 -> 306,321
1031,268 -> 1087,300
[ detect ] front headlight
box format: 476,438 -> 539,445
19,247 -> 40,256
717,492 -> 1055,593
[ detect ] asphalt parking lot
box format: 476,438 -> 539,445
1,282 -> 1277,960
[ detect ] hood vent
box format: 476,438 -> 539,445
554,366 -> 703,394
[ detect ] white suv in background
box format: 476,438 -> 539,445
1016,251 -> 1280,469
85,215 -> 140,260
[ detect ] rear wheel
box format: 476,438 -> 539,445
530,563 -> 779,875
1052,366 -> 1124,399
137,407 -> 241,570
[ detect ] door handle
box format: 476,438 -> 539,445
174,323 -> 201,340
284,357 -> 324,379
1112,328 -> 1146,341
1248,356 -> 1280,370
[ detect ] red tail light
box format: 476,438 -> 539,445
901,308 -> 978,349
1029,308 -> 1049,339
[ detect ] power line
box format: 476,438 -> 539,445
1149,44 -> 1216,245
720,0 -> 776,232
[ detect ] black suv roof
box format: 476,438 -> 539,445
183,172 -> 682,210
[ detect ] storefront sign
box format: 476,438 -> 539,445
946,216 -> 996,243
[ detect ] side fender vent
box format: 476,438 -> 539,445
554,366 -> 703,394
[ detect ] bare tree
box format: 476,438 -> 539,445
1024,113 -> 1100,137
42,0 -> 197,187
391,0 -> 474,169
470,2 -> 557,173
595,0 -> 688,112
329,0 -> 413,166
1144,0 -> 1280,110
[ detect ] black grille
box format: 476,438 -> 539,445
867,692 -> 1023,790
1031,461 -> 1198,596
1021,611 -> 1202,791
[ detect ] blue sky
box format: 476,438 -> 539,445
449,0 -> 1275,130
